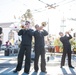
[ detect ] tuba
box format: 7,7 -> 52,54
41,22 -> 47,27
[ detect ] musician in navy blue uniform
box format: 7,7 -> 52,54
59,31 -> 74,68
13,21 -> 34,74
34,24 -> 48,73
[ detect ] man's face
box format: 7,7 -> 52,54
25,23 -> 30,29
59,33 -> 64,37
35,25 -> 39,30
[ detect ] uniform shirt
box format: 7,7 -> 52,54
34,30 -> 48,47
60,34 -> 72,52
18,29 -> 34,46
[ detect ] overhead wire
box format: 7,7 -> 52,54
56,0 -> 76,6
38,0 -> 76,8
32,0 -> 76,14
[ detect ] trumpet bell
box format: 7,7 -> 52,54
41,22 -> 47,27
71,28 -> 73,31
20,25 -> 25,28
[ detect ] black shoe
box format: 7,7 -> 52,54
60,66 -> 63,68
24,72 -> 29,74
41,71 -> 47,73
60,66 -> 62,68
34,70 -> 38,72
13,70 -> 18,73
69,66 -> 74,68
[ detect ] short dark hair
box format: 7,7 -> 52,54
35,24 -> 39,28
25,21 -> 30,25
59,32 -> 63,35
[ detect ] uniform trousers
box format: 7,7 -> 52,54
61,50 -> 72,67
34,46 -> 46,71
15,45 -> 31,73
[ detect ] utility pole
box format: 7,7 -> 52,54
48,18 -> 49,34
60,12 -> 66,33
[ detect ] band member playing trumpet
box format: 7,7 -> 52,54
59,31 -> 74,68
13,21 -> 34,74
33,24 -> 48,73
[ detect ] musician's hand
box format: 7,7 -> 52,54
39,26 -> 43,30
65,31 -> 69,35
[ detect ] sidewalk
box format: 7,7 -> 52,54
0,52 -> 76,75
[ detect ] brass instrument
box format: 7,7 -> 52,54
65,28 -> 74,34
70,28 -> 73,31
68,28 -> 73,33
41,22 -> 47,27
20,21 -> 26,29
20,25 -> 25,29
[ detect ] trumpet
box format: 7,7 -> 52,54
20,25 -> 25,29
20,21 -> 26,29
70,28 -> 73,31
66,28 -> 74,34
41,22 -> 47,27
68,28 -> 74,33
20,25 -> 29,30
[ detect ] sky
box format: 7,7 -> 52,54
0,0 -> 76,35
0,0 -> 46,22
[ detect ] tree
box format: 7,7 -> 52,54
21,9 -> 34,26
